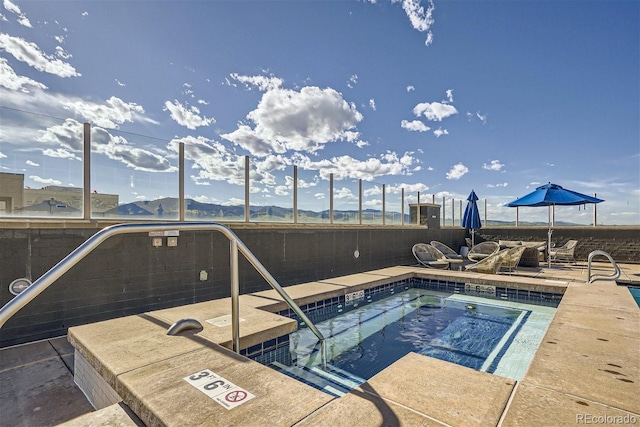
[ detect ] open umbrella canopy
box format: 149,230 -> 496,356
505,183 -> 604,266
462,190 -> 482,247
505,183 -> 604,208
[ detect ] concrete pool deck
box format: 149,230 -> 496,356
1,261 -> 638,426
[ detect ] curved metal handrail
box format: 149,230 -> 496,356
0,222 -> 326,367
587,250 -> 621,284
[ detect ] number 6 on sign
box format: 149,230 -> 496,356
204,380 -> 225,390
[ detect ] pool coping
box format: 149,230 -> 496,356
65,266 -> 640,426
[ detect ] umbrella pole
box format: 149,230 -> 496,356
548,205 -> 552,268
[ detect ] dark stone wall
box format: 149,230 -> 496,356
478,226 -> 640,263
0,224 -> 637,347
0,225 -> 452,347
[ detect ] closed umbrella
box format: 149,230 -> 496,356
505,183 -> 604,267
461,190 -> 482,248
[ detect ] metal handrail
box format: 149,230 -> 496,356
587,250 -> 621,284
0,222 -> 327,367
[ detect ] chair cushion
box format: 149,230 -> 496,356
417,252 -> 435,262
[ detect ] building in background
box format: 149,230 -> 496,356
0,173 -> 118,216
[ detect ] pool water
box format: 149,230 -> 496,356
629,287 -> 640,307
288,288 -> 554,385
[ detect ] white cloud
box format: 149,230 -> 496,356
0,152 -> 6,158
387,182 -> 430,194
406,85 -> 415,92
55,46 -> 72,60
164,100 -> 215,129
334,186 -> 357,200
369,98 -> 376,111
445,89 -> 453,103
401,119 -> 429,132
483,160 -> 504,171
347,74 -> 358,88
433,127 -> 448,137
446,163 -> 468,180
487,182 -> 508,188
0,58 -> 48,91
229,73 -> 283,91
399,0 -> 435,46
0,34 -> 80,77
63,96 -> 147,129
36,118 -> 176,172
29,175 -> 61,185
292,150 -> 418,181
354,139 -> 370,148
168,135 -> 258,186
26,160 -> 39,166
42,148 -> 81,160
467,111 -> 487,124
222,85 -> 363,157
115,79 -> 126,87
413,101 -> 458,121
4,0 -> 31,27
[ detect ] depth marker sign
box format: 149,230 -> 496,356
184,369 -> 255,409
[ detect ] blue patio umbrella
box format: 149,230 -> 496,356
461,190 -> 482,248
505,183 -> 604,266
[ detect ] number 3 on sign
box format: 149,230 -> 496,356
184,369 -> 217,387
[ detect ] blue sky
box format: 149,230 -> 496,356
1,0 -> 638,225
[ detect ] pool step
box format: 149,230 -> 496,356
270,362 -> 365,397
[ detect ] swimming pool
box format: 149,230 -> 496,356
629,287 -> 640,307
256,281 -> 558,396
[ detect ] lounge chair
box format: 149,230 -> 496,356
499,246 -> 527,274
430,241 -> 463,260
467,241 -> 500,262
549,240 -> 578,264
465,248 -> 509,274
412,243 -> 450,269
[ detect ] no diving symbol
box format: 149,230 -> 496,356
225,390 -> 247,403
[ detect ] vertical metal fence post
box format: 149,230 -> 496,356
293,165 -> 298,223
358,179 -> 362,225
179,142 -> 185,221
401,188 -> 405,225
451,198 -> 455,227
442,196 -> 445,227
330,173 -> 334,224
382,184 -> 386,225
83,123 -> 91,220
416,191 -> 420,225
244,156 -> 250,223
484,199 -> 487,225
593,193 -> 597,226
230,239 -> 240,353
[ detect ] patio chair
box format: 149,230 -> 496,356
412,243 -> 450,269
549,240 -> 578,264
464,248 -> 509,274
467,241 -> 500,262
430,241 -> 463,260
499,246 -> 527,274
